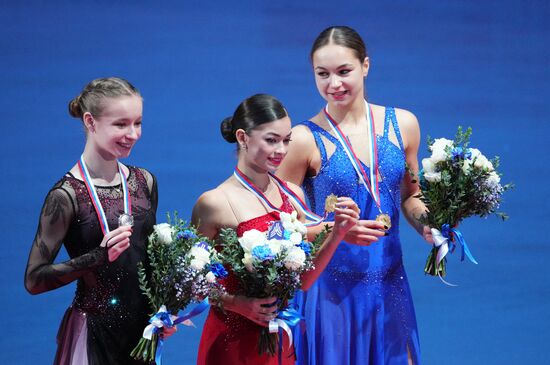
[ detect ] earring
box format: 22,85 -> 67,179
241,144 -> 248,151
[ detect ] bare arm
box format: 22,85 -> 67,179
278,124 -> 385,245
301,197 -> 360,290
192,189 -> 278,326
396,109 -> 433,243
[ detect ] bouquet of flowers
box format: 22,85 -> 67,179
219,210 -> 329,356
130,213 -> 227,363
415,127 -> 512,279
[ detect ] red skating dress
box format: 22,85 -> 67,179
196,190 -> 296,365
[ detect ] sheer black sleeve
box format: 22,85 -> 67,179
140,168 -> 158,215
24,185 -> 107,295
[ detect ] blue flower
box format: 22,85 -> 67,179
252,245 -> 275,261
209,263 -> 228,279
451,147 -> 464,161
283,230 -> 291,240
177,230 -> 198,240
194,241 -> 210,250
298,241 -> 312,256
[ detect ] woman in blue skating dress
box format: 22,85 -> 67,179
277,26 -> 433,365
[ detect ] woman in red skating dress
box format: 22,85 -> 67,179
191,94 -> 360,365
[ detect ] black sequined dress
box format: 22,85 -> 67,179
25,166 -> 157,365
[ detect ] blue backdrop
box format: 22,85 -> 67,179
1,1 -> 548,364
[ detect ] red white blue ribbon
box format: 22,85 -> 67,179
233,168 -> 324,227
323,100 -> 381,211
77,155 -> 131,235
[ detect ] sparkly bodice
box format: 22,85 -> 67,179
300,107 -> 406,272
64,167 -> 156,317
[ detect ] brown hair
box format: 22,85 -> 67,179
68,77 -> 141,120
310,26 -> 368,62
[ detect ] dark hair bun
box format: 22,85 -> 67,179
220,117 -> 237,143
68,97 -> 82,119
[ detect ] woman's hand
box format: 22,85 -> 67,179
331,197 -> 361,240
422,226 -> 435,244
100,226 -> 133,262
159,325 -> 177,339
227,295 -> 278,327
343,219 -> 387,246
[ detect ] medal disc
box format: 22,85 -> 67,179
118,213 -> 134,227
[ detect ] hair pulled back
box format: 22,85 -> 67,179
68,77 -> 141,120
310,26 -> 368,62
220,94 -> 287,143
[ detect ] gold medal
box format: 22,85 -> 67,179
324,194 -> 338,213
375,213 -> 391,229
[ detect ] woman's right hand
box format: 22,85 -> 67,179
100,226 -> 133,262
226,295 -> 278,327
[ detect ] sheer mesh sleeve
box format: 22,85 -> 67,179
140,168 -> 158,214
24,184 -> 107,295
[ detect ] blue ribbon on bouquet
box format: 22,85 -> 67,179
142,300 -> 210,365
268,307 -> 303,365
432,224 -> 478,286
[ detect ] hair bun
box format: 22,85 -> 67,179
220,117 -> 237,143
68,97 -> 82,119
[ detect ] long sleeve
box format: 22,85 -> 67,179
24,186 -> 106,295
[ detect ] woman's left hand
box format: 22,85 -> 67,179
159,325 -> 177,339
422,226 -> 435,244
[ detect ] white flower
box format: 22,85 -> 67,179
280,211 -> 307,235
205,272 -> 216,283
238,229 -> 266,253
421,158 -> 437,173
430,138 -> 453,163
462,159 -> 473,175
283,246 -> 306,271
188,245 -> 210,270
267,239 -> 282,255
473,153 -> 493,171
424,172 -> 442,183
289,231 -> 303,245
190,258 -> 207,270
190,245 -> 210,262
242,253 -> 254,272
153,223 -> 174,245
487,171 -> 501,187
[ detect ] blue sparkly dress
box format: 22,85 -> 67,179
293,107 -> 421,365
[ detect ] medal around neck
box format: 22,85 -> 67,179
118,213 -> 134,227
375,213 -> 391,229
324,194 -> 338,213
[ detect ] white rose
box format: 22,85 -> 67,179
424,172 -> 442,183
153,223 -> 174,245
462,159 -> 473,175
421,158 -> 436,173
242,253 -> 254,272
238,229 -> 266,253
190,258 -> 207,271
474,154 -> 493,170
487,171 -> 501,187
283,246 -> 306,271
280,239 -> 294,251
190,246 -> 210,263
267,239 -> 282,255
430,138 -> 453,163
289,231 -> 304,245
469,148 -> 481,159
205,272 -> 216,283
280,211 -> 298,230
